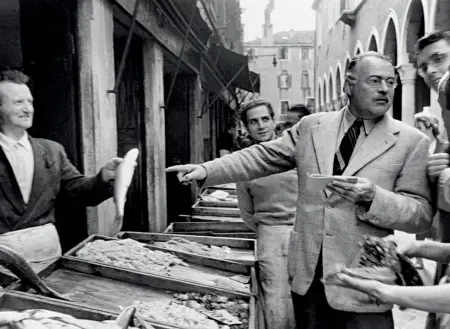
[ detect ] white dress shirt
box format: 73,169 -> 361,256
0,132 -> 34,204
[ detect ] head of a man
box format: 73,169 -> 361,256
414,112 -> 440,139
344,52 -> 396,119
0,69 -> 33,136
240,99 -> 276,143
415,31 -> 450,92
285,104 -> 310,128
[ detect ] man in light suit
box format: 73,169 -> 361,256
166,52 -> 434,329
0,68 -> 123,266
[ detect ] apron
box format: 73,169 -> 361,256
0,224 -> 62,273
257,224 -> 296,329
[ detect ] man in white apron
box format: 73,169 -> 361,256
235,99 -> 298,329
0,69 -> 122,270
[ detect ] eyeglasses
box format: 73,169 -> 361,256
349,76 -> 398,89
417,51 -> 450,78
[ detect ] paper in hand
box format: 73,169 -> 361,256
306,173 -> 358,191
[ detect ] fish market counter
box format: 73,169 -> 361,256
164,222 -> 256,240
3,233 -> 264,329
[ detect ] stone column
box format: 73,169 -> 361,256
77,0 -> 117,236
143,40 -> 167,233
397,63 -> 417,126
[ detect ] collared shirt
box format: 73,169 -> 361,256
0,132 -> 34,204
336,107 -> 379,158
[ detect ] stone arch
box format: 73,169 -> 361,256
354,40 -> 364,56
402,0 -> 427,60
433,0 -> 450,31
382,13 -> 402,120
323,79 -> 327,111
335,63 -> 343,110
381,9 -> 401,63
367,27 -> 380,52
402,0 -> 430,117
317,77 -> 322,109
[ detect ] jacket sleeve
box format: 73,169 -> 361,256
357,136 -> 435,233
58,145 -> 114,206
437,168 -> 450,212
236,182 -> 257,232
202,121 -> 301,187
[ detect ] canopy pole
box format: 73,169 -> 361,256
164,1 -> 197,109
108,0 -> 140,94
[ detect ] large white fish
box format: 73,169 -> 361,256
114,148 -> 139,226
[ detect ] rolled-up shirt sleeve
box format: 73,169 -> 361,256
438,168 -> 450,212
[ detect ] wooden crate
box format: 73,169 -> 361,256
0,258 -> 53,288
208,183 -> 236,191
0,290 -> 116,321
198,189 -> 239,208
192,200 -> 241,217
116,232 -> 256,266
62,234 -> 255,295
190,214 -> 244,222
7,259 -> 258,329
165,222 -> 257,240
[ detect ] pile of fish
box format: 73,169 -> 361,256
75,239 -> 188,274
153,237 -> 231,259
323,235 -> 423,286
0,307 -> 146,329
132,293 -> 249,329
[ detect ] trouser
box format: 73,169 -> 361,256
257,224 -> 296,329
0,223 -> 62,274
291,251 -> 394,329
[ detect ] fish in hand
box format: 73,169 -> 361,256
114,148 -> 139,226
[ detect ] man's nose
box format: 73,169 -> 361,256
256,120 -> 264,128
378,80 -> 389,93
426,64 -> 438,76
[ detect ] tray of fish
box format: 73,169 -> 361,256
164,222 -> 257,240
208,184 -> 237,192
0,290 -> 151,328
8,259 -> 258,329
197,189 -> 239,209
190,215 -> 245,223
192,200 -> 241,217
115,232 -> 257,266
61,235 -> 256,295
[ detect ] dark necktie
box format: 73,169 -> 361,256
333,119 -> 364,175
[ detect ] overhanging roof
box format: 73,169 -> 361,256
208,44 -> 260,93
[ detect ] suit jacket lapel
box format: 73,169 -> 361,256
0,146 -> 25,212
312,109 -> 345,175
26,137 -> 52,211
343,115 -> 399,176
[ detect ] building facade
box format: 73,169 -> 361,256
0,0 -> 256,249
244,28 -> 315,119
313,0 -> 450,128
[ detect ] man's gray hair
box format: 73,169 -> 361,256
345,52 -> 393,79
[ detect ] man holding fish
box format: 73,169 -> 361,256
166,52 -> 434,329
0,68 -> 134,267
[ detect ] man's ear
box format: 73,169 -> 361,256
343,79 -> 352,98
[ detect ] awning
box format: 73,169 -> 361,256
208,44 -> 261,93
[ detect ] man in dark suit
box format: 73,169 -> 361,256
0,68 -> 122,266
166,52 -> 434,329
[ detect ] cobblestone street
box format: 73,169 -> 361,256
393,232 -> 436,329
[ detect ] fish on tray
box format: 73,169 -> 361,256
0,243 -> 68,300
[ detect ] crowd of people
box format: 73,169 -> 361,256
166,30 -> 450,329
